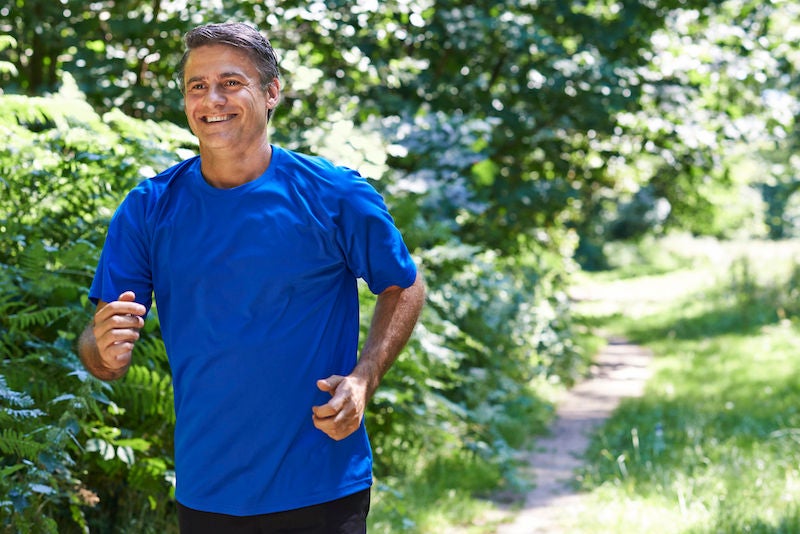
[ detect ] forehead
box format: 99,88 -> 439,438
183,44 -> 258,78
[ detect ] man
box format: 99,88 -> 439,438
78,22 -> 425,533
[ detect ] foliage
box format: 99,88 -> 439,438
0,85 -> 191,532
3,0 -> 800,531
635,2 -> 798,238
10,0 -> 799,259
1,0 -> 195,122
370,449 -> 506,533
0,73 -> 580,532
567,239 -> 800,533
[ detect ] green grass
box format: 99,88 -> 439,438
368,447 -> 511,533
368,236 -> 800,533
564,237 -> 800,533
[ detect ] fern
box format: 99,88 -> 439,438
3,409 -> 47,420
0,376 -> 35,408
8,306 -> 70,332
0,89 -> 197,532
115,365 -> 175,424
0,375 -> 50,460
134,335 -> 170,369
0,429 -> 46,459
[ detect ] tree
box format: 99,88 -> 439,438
2,0 -> 198,122
4,0 -> 800,529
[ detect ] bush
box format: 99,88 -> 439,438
0,81 -> 192,532
0,86 -> 583,530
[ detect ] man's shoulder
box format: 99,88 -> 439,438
273,146 -> 341,175
117,156 -> 199,220
129,156 -> 199,196
272,146 -> 362,192
150,155 -> 200,186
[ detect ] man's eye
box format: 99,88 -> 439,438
190,83 -> 205,91
224,80 -> 241,87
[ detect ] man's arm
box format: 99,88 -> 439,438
312,271 -> 425,440
78,291 -> 146,382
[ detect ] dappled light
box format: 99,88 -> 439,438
1,0 -> 800,532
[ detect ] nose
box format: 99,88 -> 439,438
206,84 -> 226,105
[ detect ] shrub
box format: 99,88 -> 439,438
0,85 -> 583,530
0,81 -> 192,532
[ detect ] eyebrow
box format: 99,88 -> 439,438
186,71 -> 248,85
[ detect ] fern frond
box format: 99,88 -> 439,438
0,375 -> 35,408
115,366 -> 175,424
15,239 -> 49,272
0,428 -> 47,459
134,336 -> 169,368
3,408 -> 46,420
127,456 -> 169,492
7,306 -> 70,331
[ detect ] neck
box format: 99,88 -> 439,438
199,140 -> 273,189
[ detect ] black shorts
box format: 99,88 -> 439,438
177,488 -> 370,534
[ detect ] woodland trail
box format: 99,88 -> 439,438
477,239 -> 791,533
490,336 -> 654,533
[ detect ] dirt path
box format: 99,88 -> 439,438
493,337 -> 653,533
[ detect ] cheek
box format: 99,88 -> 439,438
184,95 -> 202,113
184,107 -> 201,134
184,102 -> 200,122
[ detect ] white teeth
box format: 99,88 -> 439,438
206,115 -> 231,123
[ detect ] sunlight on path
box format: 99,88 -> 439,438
495,338 -> 653,534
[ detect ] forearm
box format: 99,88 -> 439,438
352,271 -> 425,400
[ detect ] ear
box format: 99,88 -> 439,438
266,78 -> 281,110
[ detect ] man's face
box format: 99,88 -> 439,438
182,44 -> 279,151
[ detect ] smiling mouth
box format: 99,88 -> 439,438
202,114 -> 236,123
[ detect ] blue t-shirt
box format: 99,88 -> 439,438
89,146 -> 417,515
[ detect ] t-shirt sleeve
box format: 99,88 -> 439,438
89,188 -> 154,312
333,169 -> 417,294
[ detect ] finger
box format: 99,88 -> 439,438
118,291 -> 137,302
97,331 -> 139,360
312,413 -> 345,440
95,303 -> 146,328
95,316 -> 141,351
108,312 -> 144,329
117,290 -> 146,316
93,317 -> 144,345
108,343 -> 135,364
312,401 -> 339,419
312,412 -> 359,441
98,324 -> 142,344
312,416 -> 336,438
91,337 -> 135,368
95,302 -> 146,323
316,375 -> 344,394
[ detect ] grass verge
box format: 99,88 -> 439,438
567,237 -> 800,533
369,236 -> 800,533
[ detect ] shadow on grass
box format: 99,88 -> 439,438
570,245 -> 800,532
624,289 -> 783,346
578,323 -> 800,533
